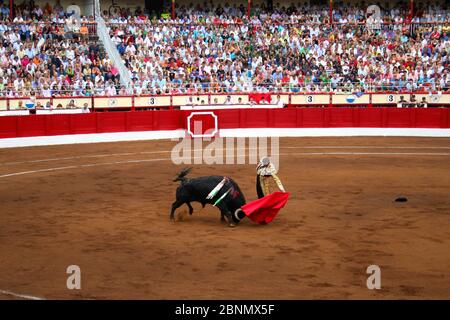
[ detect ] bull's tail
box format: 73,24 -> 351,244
173,167 -> 192,183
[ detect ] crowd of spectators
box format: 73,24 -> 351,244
0,0 -> 122,98
104,1 -> 450,25
0,1 -> 449,98
104,2 -> 450,95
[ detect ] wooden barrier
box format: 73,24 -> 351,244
332,93 -> 370,105
290,94 -> 330,106
94,97 -> 133,109
134,96 -> 171,108
0,99 -> 7,111
1,93 -> 450,111
0,108 -> 448,139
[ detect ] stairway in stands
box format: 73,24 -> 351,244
94,0 -> 132,88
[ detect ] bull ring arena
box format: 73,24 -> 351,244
0,0 -> 449,304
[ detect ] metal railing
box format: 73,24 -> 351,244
1,81 -> 449,98
0,21 -> 97,33
102,19 -> 450,27
1,91 -> 449,113
0,90 -> 450,106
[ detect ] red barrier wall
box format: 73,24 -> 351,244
0,108 -> 449,139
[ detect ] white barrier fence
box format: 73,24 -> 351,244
0,109 -> 87,116
1,92 -> 449,112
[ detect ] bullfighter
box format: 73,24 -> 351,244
256,157 -> 285,198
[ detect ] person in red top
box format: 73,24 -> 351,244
21,55 -> 30,67
431,30 -> 441,40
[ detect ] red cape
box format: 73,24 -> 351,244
241,192 -> 290,224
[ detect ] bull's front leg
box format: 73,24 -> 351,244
222,210 -> 235,227
226,211 -> 236,228
170,200 -> 183,222
187,202 -> 194,215
216,203 -> 236,228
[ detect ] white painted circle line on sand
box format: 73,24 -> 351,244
3,146 -> 450,166
0,289 -> 45,300
1,151 -> 450,180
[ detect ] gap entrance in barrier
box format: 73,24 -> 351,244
186,112 -> 219,139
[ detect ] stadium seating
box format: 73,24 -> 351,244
0,1 -> 449,102
0,1 -> 117,99
106,3 -> 450,95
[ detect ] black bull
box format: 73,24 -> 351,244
170,168 -> 246,227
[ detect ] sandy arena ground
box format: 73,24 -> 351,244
0,137 -> 449,300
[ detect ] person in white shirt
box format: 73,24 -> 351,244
105,84 -> 117,96
94,74 -> 104,85
66,99 -> 77,108
273,95 -> 285,108
186,96 -> 195,106
82,103 -> 90,113
66,48 -> 75,60
125,44 -> 136,54
418,97 -> 428,108
112,35 -> 122,46
44,101 -> 53,110
224,95 -> 232,104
